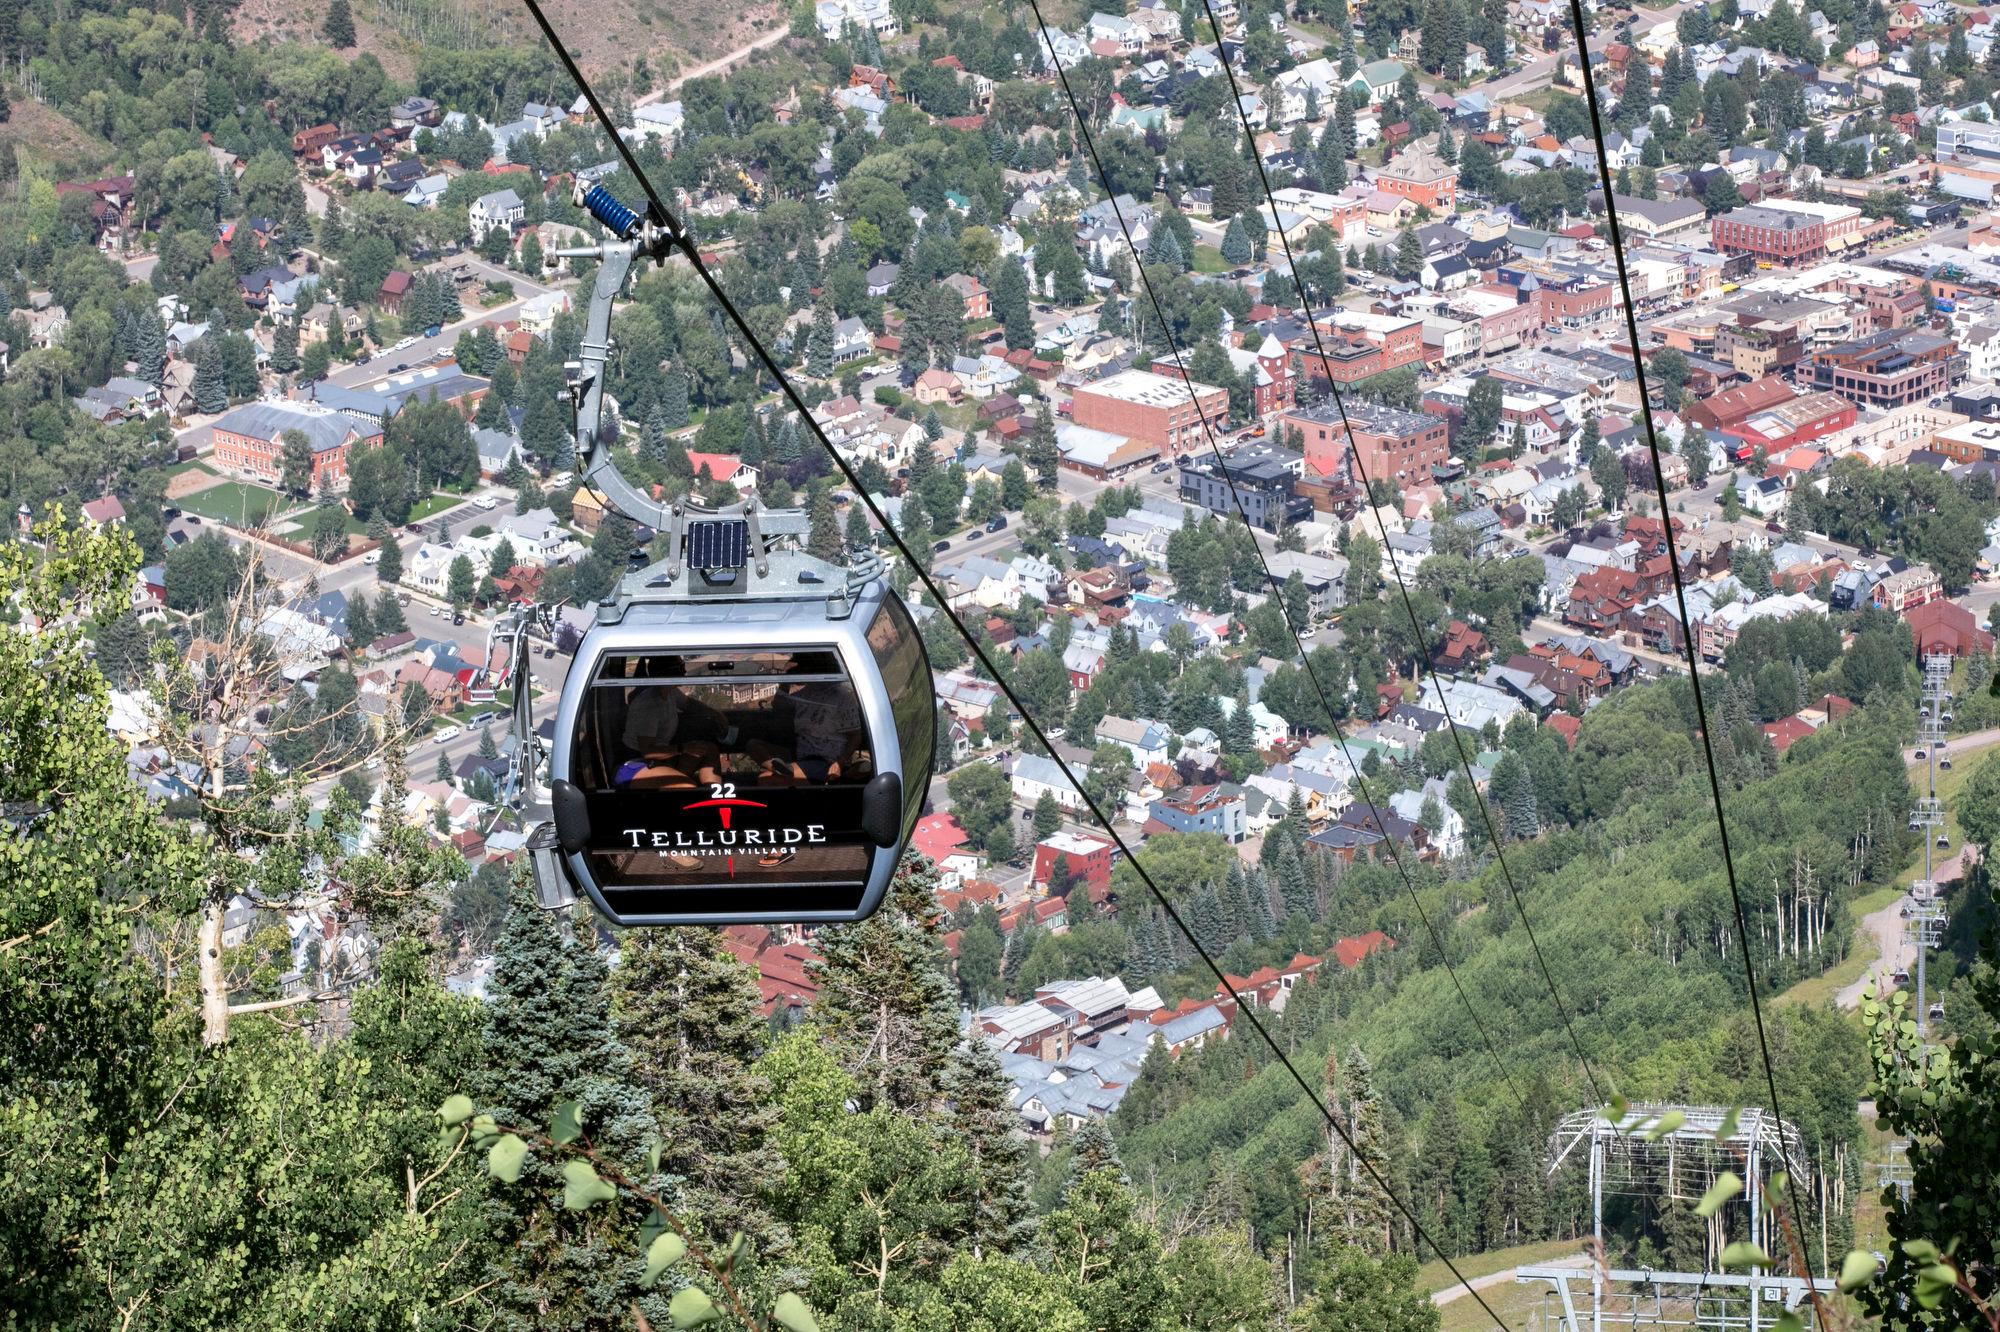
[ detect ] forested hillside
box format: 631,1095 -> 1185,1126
1115,674 -> 1907,1270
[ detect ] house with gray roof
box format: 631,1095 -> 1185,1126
469,188 -> 524,243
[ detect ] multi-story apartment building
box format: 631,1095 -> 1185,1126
1806,329 -> 1957,408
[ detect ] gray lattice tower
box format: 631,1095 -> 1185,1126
1542,1104 -> 1814,1331
1905,654 -> 1954,1034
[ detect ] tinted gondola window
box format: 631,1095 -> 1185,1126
578,649 -> 874,791
570,649 -> 879,900
866,596 -> 933,839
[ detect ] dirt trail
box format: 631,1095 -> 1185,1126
640,26 -> 791,104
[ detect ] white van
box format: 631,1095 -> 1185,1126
433,725 -> 461,745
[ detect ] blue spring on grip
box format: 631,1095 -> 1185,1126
581,185 -> 642,238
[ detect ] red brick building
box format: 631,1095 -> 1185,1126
1711,205 -> 1827,266
211,401 -> 383,491
1282,398 -> 1449,484
1070,368 -> 1229,454
1718,389 -> 1855,453
1301,310 -> 1426,385
943,273 -> 990,320
1375,141 -> 1457,209
1683,374 -> 1798,432
1032,830 -> 1116,897
1535,279 -> 1619,330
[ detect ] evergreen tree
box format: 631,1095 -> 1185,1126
1028,403 -> 1060,485
609,928 -> 784,1249
640,399 -> 671,467
810,853 -> 961,1114
477,882 -> 661,1330
1305,1044 -> 1397,1257
133,309 -> 167,385
660,363 -> 690,429
805,305 -> 836,378
1394,225 -> 1424,280
260,316 -> 299,385
990,256 -> 1034,351
191,346 -> 227,415
376,535 -> 404,585
346,592 -> 375,653
322,0 -> 355,47
1220,215 -> 1252,266
948,1040 -> 1035,1257
845,503 -> 871,550
807,487 -> 842,561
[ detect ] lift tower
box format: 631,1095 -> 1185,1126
1904,654 -> 1952,1033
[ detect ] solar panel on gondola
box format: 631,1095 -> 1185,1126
687,518 -> 748,571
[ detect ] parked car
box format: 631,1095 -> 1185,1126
933,539 -> 952,553
433,725 -> 461,744
985,516 -> 1008,533
394,362 -> 409,372
363,551 -> 380,566
1151,461 -> 1172,473
476,496 -> 499,510
452,612 -> 466,626
466,711 -> 495,727
355,353 -> 372,366
424,325 -> 442,338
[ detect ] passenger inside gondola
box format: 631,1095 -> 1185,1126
587,651 -> 871,792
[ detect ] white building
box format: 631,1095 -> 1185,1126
469,189 -> 524,244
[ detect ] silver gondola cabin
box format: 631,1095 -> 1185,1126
544,505 -> 933,926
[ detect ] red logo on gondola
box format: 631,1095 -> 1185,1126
683,794 -> 767,877
682,795 -> 769,829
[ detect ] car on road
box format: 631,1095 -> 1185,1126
985,516 -> 1007,533
355,353 -> 371,365
433,725 -> 461,744
476,496 -> 499,510
430,606 -> 443,617
424,325 -> 441,338
933,539 -> 952,553
394,362 -> 408,372
364,551 -> 380,566
452,612 -> 465,626
1151,461 -> 1172,473
466,711 -> 495,727
396,592 -> 412,604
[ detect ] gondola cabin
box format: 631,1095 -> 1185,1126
546,511 -> 932,926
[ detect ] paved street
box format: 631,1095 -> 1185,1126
320,255 -> 567,391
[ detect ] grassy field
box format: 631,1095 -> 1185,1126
1190,244 -> 1229,274
177,481 -> 283,527
408,493 -> 465,522
1439,1273 -> 1563,1332
1419,1238 -> 1584,1295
